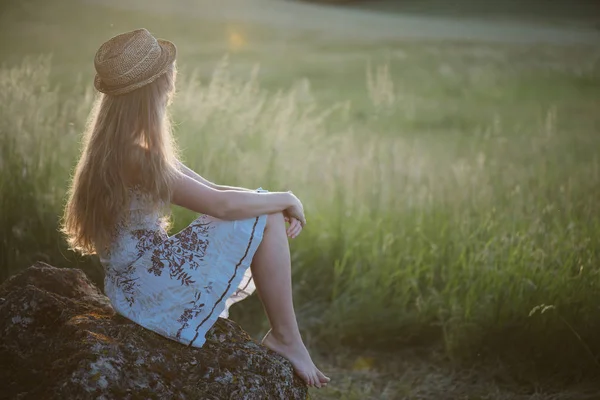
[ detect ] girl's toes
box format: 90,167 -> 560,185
310,374 -> 319,387
299,371 -> 311,386
312,372 -> 321,388
312,372 -> 320,387
317,370 -> 330,383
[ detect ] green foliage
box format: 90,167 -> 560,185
1,46 -> 600,379
0,56 -> 103,284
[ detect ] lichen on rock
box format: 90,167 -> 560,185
0,262 -> 307,400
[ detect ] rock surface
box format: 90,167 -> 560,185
0,262 -> 307,400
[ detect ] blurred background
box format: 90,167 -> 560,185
1,0 -> 600,398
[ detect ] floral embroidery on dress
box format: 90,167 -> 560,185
109,263 -> 139,307
148,220 -> 211,286
132,229 -> 167,258
176,290 -> 206,339
100,186 -> 267,349
187,217 -> 260,347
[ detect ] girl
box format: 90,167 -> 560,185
61,28 -> 329,388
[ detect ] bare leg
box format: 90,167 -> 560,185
251,212 -> 330,388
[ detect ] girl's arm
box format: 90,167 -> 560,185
178,161 -> 254,192
171,171 -> 300,221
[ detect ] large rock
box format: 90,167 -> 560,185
0,262 -> 307,400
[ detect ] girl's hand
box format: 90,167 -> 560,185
284,216 -> 303,239
284,191 -> 306,232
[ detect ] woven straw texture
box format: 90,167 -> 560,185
94,28 -> 176,96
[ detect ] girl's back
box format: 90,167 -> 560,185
98,187 -> 168,272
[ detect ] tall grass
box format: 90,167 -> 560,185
1,54 -> 599,378
0,56 -> 101,281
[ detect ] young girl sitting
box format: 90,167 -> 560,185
61,28 -> 329,388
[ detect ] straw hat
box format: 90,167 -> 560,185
94,28 -> 177,96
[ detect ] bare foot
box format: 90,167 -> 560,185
261,329 -> 331,388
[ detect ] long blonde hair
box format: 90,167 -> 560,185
62,63 -> 180,255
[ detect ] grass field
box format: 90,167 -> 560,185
2,0 -> 600,398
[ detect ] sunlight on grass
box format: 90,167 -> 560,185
2,0 -> 600,397
2,50 -> 599,383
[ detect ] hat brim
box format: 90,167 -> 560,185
94,39 -> 176,96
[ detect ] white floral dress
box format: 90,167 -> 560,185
99,188 -> 267,348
